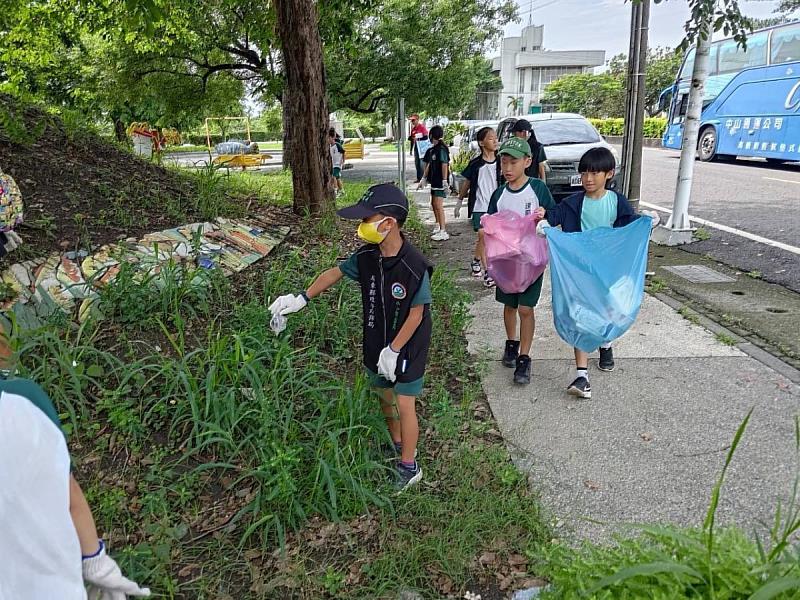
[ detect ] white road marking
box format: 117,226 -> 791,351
640,201 -> 800,256
764,176 -> 800,185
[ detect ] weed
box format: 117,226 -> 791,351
646,277 -> 667,293
715,332 -> 738,346
678,306 -> 701,325
694,227 -> 712,241
747,270 -> 763,279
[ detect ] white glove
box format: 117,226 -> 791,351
454,198 -> 463,219
268,293 -> 308,317
536,219 -> 551,238
377,345 -> 400,382
416,178 -> 427,190
83,542 -> 150,599
0,230 -> 22,256
641,210 -> 660,229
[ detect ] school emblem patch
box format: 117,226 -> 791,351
391,282 -> 407,300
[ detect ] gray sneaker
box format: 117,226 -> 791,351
393,462 -> 422,492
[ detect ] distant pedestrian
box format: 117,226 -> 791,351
269,184 -> 432,492
455,126 -> 501,287
512,119 -> 547,182
329,128 -> 345,198
408,114 -> 429,183
418,125 -> 450,241
538,147 -> 645,399
484,137 -> 556,385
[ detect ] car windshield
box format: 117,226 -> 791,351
532,118 -> 601,145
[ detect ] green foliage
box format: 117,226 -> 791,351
542,74 -> 625,118
608,47 -> 684,117
326,0 -> 516,116
589,117 -> 667,139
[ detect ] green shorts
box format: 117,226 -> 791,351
332,167 -> 341,178
495,274 -> 544,308
471,211 -> 486,232
366,369 -> 424,397
431,189 -> 446,199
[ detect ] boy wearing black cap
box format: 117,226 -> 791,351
512,119 -> 547,181
269,183 -> 432,491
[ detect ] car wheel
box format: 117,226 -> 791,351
697,127 -> 717,162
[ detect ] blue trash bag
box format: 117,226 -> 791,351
546,217 -> 651,353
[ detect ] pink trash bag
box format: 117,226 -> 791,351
481,210 -> 548,293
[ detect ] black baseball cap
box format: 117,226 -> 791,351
511,119 -> 532,133
336,183 -> 409,221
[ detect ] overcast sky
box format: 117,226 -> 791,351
500,0 -> 785,61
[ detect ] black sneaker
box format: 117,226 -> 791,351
502,340 -> 520,368
394,462 -> 422,492
598,347 -> 615,372
513,355 -> 532,385
470,258 -> 482,277
567,377 -> 592,399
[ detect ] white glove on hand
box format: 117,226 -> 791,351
377,345 -> 400,382
268,293 -> 308,317
454,198 -> 463,219
535,219 -> 551,238
416,178 -> 427,191
83,542 -> 150,599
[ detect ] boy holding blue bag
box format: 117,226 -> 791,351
539,147 -> 651,399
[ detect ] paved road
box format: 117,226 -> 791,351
636,147 -> 800,293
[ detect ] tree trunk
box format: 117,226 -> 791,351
113,118 -> 127,143
275,0 -> 332,215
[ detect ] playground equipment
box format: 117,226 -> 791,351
205,117 -> 272,170
343,127 -> 365,160
127,122 -> 166,158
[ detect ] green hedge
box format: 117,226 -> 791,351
589,117 -> 666,139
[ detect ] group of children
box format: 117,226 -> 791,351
272,121 -> 649,492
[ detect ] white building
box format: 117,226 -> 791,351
485,24 -> 606,119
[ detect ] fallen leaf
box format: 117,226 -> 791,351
478,551 -> 497,566
584,479 -> 601,491
508,553 -> 527,567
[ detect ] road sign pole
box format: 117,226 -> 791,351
397,98 -> 407,195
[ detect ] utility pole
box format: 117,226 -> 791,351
397,98 -> 407,195
652,15 -> 713,245
620,0 -> 650,213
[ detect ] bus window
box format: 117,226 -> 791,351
679,48 -> 696,81
718,31 -> 768,73
708,44 -> 719,75
672,93 -> 689,124
771,23 -> 800,64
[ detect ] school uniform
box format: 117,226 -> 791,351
338,237 -> 433,396
486,177 -> 556,308
461,155 -> 502,231
330,140 -> 345,178
423,142 -> 450,198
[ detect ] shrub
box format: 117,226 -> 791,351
589,117 -> 666,139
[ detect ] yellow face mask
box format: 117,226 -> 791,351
357,217 -> 390,244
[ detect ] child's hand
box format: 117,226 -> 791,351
268,293 -> 307,316
377,345 -> 399,382
533,207 -> 546,220
454,198 -> 463,219
536,219 -> 551,238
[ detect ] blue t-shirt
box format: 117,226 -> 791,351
580,190 -> 618,231
338,253 -> 432,306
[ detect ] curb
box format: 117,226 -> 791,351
654,291 -> 800,384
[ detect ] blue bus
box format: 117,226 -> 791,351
662,21 -> 800,163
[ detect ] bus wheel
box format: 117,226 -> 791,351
698,127 -> 717,162
766,158 -> 787,165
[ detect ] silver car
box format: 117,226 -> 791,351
496,114 -> 623,199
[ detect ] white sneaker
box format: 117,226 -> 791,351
431,230 -> 450,241
432,223 -> 441,234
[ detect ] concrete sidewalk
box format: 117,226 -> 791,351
411,186 -> 800,543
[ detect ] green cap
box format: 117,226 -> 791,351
498,137 -> 532,158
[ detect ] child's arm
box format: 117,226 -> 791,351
613,194 -> 640,228
389,304 -> 425,351
269,266 -> 344,316
306,266 -> 345,298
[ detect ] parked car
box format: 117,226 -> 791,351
496,114 -> 623,199
460,120 -> 500,155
